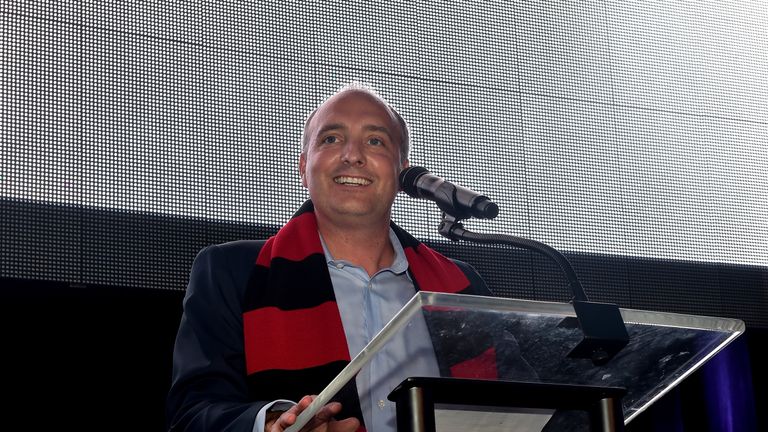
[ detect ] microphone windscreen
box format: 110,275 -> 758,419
398,166 -> 428,196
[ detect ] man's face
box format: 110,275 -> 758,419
300,90 -> 408,226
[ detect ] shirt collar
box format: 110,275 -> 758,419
320,227 -> 409,275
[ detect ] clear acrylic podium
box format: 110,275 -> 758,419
286,291 -> 745,432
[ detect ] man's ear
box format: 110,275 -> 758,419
399,158 -> 409,174
299,153 -> 307,188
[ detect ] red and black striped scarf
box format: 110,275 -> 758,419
241,201 -> 489,427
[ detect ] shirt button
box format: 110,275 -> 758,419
378,399 -> 386,409
335,263 -> 344,269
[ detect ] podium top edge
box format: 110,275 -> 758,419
417,291 -> 746,334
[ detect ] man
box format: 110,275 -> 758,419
166,83 -> 491,432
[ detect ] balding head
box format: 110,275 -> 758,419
301,83 -> 410,164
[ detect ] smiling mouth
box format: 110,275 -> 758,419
334,176 -> 372,186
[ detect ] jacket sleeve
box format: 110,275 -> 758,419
451,258 -> 493,296
166,242 -> 267,432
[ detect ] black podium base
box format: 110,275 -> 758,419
388,377 -> 626,432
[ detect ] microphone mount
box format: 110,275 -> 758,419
438,211 -> 629,366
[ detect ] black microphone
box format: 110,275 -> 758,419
399,166 -> 499,219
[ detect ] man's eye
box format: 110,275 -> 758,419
322,136 -> 338,144
368,138 -> 383,146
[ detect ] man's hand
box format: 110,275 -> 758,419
267,395 -> 360,432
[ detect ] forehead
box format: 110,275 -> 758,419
308,90 -> 399,134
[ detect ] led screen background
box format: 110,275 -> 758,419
2,2 -> 766,326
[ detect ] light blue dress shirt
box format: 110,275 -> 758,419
325,228 -> 440,432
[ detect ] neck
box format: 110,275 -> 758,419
316,216 -> 394,277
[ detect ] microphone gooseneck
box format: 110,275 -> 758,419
398,166 -> 629,365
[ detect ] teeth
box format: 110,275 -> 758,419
334,176 -> 371,186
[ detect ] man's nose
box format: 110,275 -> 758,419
341,139 -> 365,166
